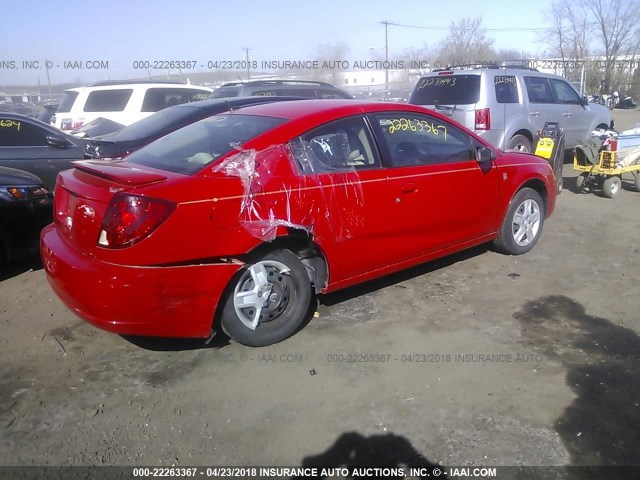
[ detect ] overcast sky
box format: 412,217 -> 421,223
1,0 -> 556,86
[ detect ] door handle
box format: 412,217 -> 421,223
529,112 -> 540,117
401,183 -> 417,193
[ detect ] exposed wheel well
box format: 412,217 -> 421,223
520,179 -> 548,211
243,230 -> 329,294
512,130 -> 533,143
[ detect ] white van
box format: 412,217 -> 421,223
51,81 -> 212,132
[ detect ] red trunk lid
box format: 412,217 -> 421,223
55,161 -> 168,253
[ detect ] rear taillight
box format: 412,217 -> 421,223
98,193 -> 175,248
475,108 -> 491,130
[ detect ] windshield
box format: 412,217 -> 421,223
99,105 -> 200,142
409,74 -> 481,105
126,114 -> 286,174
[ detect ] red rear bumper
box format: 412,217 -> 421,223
40,225 -> 242,338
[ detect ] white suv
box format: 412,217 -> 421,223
51,81 -> 212,132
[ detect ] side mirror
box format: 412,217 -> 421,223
46,135 -> 72,149
475,146 -> 494,163
580,96 -> 589,106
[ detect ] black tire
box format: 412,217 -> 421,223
494,188 -> 545,255
575,173 -> 588,192
220,249 -> 312,347
506,134 -> 532,153
601,176 -> 621,198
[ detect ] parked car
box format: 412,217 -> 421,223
0,113 -> 85,190
42,100 -> 556,346
0,166 -> 52,264
409,65 -> 612,152
83,96 -> 306,160
211,80 -> 352,100
50,81 -> 212,133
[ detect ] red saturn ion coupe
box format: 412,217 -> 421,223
41,100 -> 556,346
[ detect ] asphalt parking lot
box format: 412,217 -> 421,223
1,109 -> 639,474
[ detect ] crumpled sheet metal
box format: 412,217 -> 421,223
212,141 -> 365,243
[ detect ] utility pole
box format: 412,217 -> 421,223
243,47 -> 251,81
44,58 -> 52,94
381,21 -> 389,91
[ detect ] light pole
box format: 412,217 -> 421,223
243,47 -> 251,81
381,21 -> 389,90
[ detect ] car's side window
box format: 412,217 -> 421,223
524,77 -> 554,104
289,116 -> 380,174
371,113 -> 475,167
494,76 -> 519,103
550,79 -> 581,105
0,118 -> 48,147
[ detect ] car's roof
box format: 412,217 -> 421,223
0,111 -> 52,126
0,111 -> 34,120
423,67 -> 569,80
231,99 -> 431,120
65,83 -> 212,93
173,96 -> 307,112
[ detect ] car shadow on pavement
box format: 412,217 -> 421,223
292,431 -> 445,479
514,295 -> 640,474
320,244 -> 489,307
0,254 -> 43,282
121,333 -> 231,351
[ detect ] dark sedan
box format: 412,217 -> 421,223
84,96 -> 304,159
0,166 -> 52,264
0,113 -> 85,190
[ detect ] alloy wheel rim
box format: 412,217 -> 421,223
511,199 -> 541,247
233,260 -> 292,330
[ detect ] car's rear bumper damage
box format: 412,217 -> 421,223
40,224 -> 242,338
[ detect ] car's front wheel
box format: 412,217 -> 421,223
494,188 -> 545,255
220,249 -> 312,346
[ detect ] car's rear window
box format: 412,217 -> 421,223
84,89 -> 133,112
101,106 -> 200,141
141,88 -> 210,112
494,76 -> 519,103
57,91 -> 79,113
210,88 -> 240,99
409,74 -> 480,105
126,114 -> 286,174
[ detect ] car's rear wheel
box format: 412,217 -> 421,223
494,188 -> 545,255
506,135 -> 532,153
220,249 -> 312,347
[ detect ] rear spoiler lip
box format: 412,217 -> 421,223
71,160 -> 168,186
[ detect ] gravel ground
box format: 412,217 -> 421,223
1,108 -> 639,477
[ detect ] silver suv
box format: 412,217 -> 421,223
409,65 -> 612,152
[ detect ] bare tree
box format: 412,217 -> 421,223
436,17 -> 496,66
542,0 -> 591,78
311,42 -> 351,83
585,0 -> 640,92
